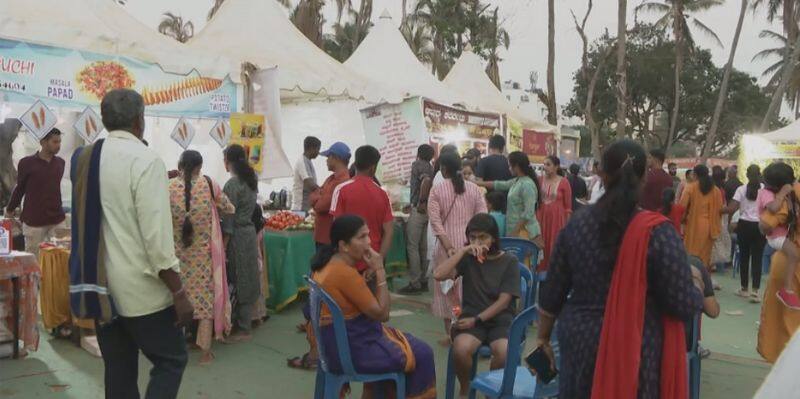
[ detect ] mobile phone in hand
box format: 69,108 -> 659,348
525,347 -> 558,384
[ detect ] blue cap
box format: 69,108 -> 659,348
320,142 -> 351,161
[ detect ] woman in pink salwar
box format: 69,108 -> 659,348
169,151 -> 235,365
428,152 -> 487,344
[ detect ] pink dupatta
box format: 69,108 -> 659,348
209,182 -> 232,339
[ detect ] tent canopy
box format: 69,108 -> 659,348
344,11 -> 461,105
444,50 -> 555,132
0,0 -> 238,80
760,119 -> 800,142
188,0 -> 392,102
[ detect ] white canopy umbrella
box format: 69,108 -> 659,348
344,10 -> 461,105
187,0 -> 394,102
445,50 -> 556,132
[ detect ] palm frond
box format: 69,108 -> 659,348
636,2 -> 671,14
753,47 -> 788,62
759,29 -> 788,43
686,0 -> 724,12
761,59 -> 784,78
690,18 -> 723,48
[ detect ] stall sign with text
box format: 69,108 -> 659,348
0,38 -> 236,118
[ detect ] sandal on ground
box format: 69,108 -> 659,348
750,292 -> 762,303
287,353 -> 317,370
199,351 -> 215,366
296,323 -> 307,333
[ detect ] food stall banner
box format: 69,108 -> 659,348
361,98 -> 427,184
522,129 -> 557,163
0,38 -> 236,118
229,113 -> 266,172
422,98 -> 502,155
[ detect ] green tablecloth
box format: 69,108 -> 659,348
263,222 -> 407,311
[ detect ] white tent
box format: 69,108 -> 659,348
760,119 -> 800,142
0,0 -> 249,185
344,11 -> 461,105
0,0 -> 237,79
187,0 -> 392,102
444,50 -> 556,132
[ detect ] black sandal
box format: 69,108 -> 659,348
287,353 -> 317,370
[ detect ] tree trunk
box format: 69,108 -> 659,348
761,33 -> 800,131
587,46 -> 614,160
701,0 -> 746,162
666,0 -> 683,153
615,0 -> 628,137
546,0 -> 557,125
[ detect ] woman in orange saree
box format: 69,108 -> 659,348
758,182 -> 800,363
680,165 -> 723,269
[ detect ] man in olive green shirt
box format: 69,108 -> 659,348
94,89 -> 193,399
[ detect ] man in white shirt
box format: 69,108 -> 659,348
291,136 -> 320,211
94,89 -> 193,399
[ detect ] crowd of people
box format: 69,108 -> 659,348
5,87 -> 800,398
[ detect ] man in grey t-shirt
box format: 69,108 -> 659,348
399,144 -> 435,294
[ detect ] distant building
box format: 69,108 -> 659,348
501,79 -> 550,124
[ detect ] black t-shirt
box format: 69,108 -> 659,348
476,154 -> 512,182
724,178 -> 742,203
456,252 -> 520,323
567,174 -> 588,210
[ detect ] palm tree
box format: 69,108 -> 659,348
401,15 -> 434,65
616,0 -> 628,138
761,32 -> 800,129
482,7 -> 510,89
158,12 -> 195,43
415,0 -> 459,78
323,1 -> 373,61
702,0 -> 748,160
291,0 -> 326,47
637,0 -> 723,150
753,30 -> 800,114
753,0 -> 800,129
546,0 -> 557,125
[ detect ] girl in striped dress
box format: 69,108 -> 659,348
428,152 -> 487,344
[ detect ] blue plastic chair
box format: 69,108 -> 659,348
306,277 -> 406,399
500,238 -> 540,267
687,315 -> 701,399
445,264 -> 533,399
469,306 -> 540,399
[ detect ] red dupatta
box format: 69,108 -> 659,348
591,211 -> 688,399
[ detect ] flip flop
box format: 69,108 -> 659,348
296,323 -> 307,333
287,353 -> 317,370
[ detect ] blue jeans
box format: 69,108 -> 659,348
763,243 -> 776,276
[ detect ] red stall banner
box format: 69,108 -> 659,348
523,129 -> 557,163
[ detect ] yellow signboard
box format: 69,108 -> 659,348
229,113 -> 266,171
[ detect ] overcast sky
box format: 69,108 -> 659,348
124,0 -> 784,108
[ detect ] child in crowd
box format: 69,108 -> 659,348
463,163 -> 486,195
688,255 -> 720,358
757,163 -> 800,309
433,214 -> 520,398
486,191 -> 507,237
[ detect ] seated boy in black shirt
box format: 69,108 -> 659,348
434,213 -> 520,398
